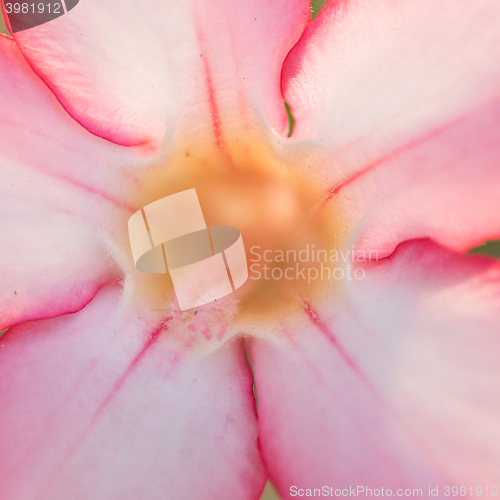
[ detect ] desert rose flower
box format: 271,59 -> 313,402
0,0 -> 500,499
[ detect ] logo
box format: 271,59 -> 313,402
4,0 -> 80,33
128,189 -> 248,311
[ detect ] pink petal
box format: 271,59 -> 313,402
248,240 -> 500,496
0,284 -> 266,499
283,0 -> 500,252
0,36 -> 144,328
11,0 -> 309,148
345,101 -> 500,257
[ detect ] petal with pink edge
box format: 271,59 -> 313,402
283,0 -> 500,252
0,284 -> 266,500
344,101 -> 500,257
0,35 -> 144,328
248,240 -> 500,497
8,0 -> 310,148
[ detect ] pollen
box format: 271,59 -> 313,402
129,132 -> 344,324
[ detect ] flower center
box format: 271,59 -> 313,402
130,134 -> 343,324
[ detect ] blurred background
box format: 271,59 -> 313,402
1,1 -> 498,499
1,7 -> 7,33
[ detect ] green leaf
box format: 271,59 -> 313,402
284,102 -> 295,138
468,240 -> 500,259
311,0 -> 328,19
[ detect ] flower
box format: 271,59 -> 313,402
1,0 -> 500,499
